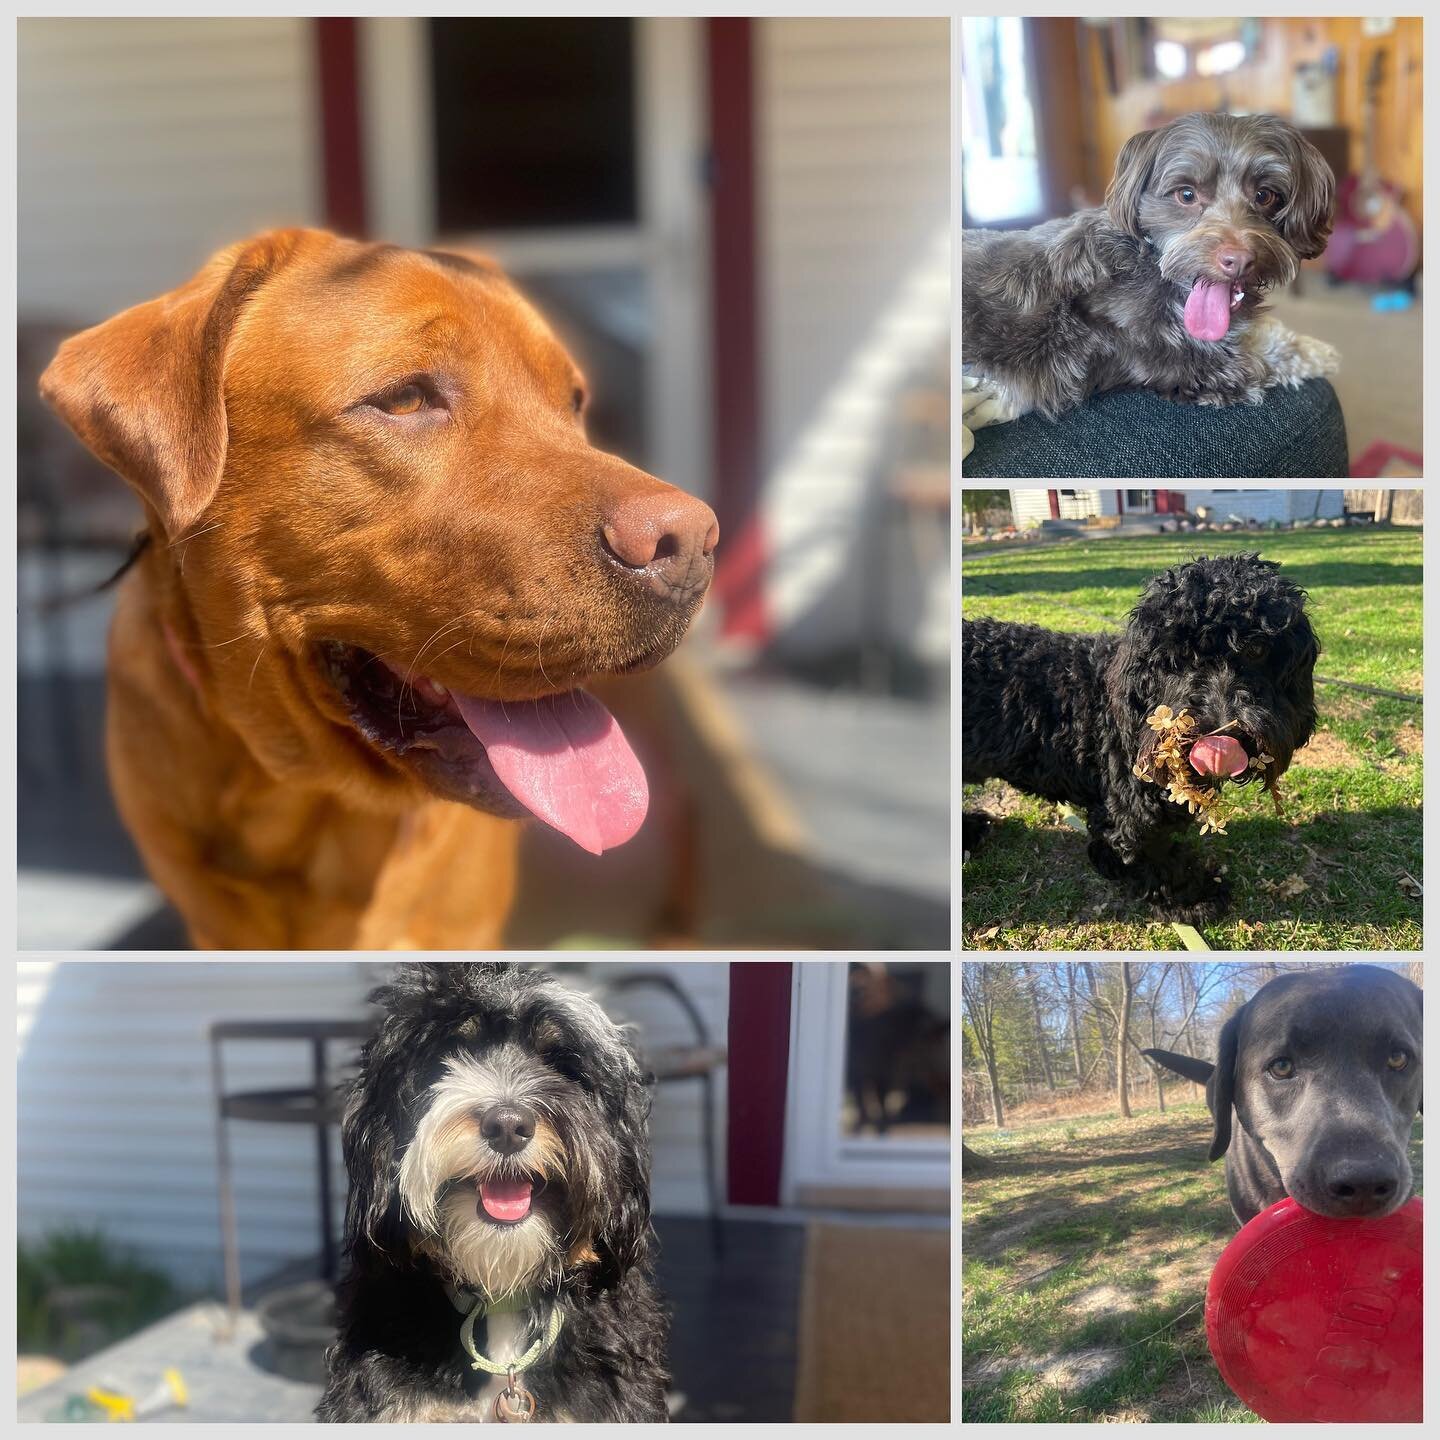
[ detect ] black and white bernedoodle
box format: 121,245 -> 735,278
963,112 -> 1339,418
317,963 -> 669,1422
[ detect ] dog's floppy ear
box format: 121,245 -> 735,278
1205,1010 -> 1242,1161
1142,1047 -> 1214,1088
38,228 -> 308,539
595,1056 -> 655,1284
339,1022 -> 413,1264
1277,129 -> 1336,260
1105,123 -> 1170,238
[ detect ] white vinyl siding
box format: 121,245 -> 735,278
757,18 -> 950,472
17,961 -> 727,1292
18,17 -> 322,322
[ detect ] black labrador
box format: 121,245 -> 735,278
1144,965 -> 1422,1226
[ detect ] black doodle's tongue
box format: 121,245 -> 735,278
1184,278 -> 1241,341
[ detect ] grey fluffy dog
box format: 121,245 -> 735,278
963,112 -> 1338,419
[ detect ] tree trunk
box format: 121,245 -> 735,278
1066,966 -> 1084,1083
1116,962 -> 1135,1118
1026,965 -> 1056,1090
962,1144 -> 998,1176
986,1050 -> 1006,1129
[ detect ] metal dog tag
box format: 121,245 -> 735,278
494,1380 -> 536,1423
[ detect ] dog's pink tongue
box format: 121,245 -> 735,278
1184,278 -> 1234,341
1190,733 -> 1249,778
454,691 -> 647,855
479,1179 -> 533,1222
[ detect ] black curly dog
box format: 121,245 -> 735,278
963,554 -> 1317,919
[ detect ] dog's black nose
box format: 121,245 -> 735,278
1324,1160 -> 1400,1216
480,1103 -> 537,1156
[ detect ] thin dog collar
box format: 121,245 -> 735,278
447,1285 -> 564,1376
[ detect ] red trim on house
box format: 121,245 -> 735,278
726,963 -> 793,1206
1047,490 -> 1060,520
315,18 -> 368,237
706,18 -> 768,641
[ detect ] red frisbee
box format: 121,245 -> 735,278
1205,1196 -> 1422,1422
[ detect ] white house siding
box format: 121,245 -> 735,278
18,17 -> 321,322
17,961 -> 729,1293
756,18 -> 951,656
1188,489 -> 1343,522
1008,489 -> 1104,526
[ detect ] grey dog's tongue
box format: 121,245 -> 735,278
1184,278 -> 1235,341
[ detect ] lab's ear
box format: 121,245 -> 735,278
1206,1011 -> 1242,1161
1142,1048 -> 1215,1087
38,229 -> 309,539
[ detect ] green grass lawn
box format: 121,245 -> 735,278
962,527 -> 1422,950
961,1102 -> 1424,1422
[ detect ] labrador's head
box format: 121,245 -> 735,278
1146,966 -> 1421,1220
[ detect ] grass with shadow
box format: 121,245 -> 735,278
962,1101 -> 1424,1422
962,527 -> 1421,950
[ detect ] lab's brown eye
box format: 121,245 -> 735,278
1267,1057 -> 1295,1079
1175,187 -> 1199,206
380,383 -> 427,416
572,387 -> 586,415
1388,1049 -> 1410,1071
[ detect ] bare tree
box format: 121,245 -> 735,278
1064,964 -> 1085,1083
961,963 -> 1011,1130
1024,964 -> 1056,1091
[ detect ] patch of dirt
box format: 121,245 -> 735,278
961,1345 -> 1126,1392
1035,1347 -> 1125,1389
1394,722 -> 1423,756
968,1202 -> 1071,1259
1068,1283 -> 1133,1316
1149,1243 -> 1225,1299
1290,731 -> 1360,769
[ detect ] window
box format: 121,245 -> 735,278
429,19 -> 637,233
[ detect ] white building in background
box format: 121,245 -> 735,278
1007,488 -> 1346,528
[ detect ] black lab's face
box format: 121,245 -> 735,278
1232,973 -> 1422,1220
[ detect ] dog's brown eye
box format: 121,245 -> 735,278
572,387 -> 586,415
1267,1057 -> 1295,1079
1175,187 -> 1198,206
378,383 -> 427,416
1388,1049 -> 1410,1071
1255,187 -> 1281,209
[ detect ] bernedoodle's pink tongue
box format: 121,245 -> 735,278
454,690 -> 648,855
1184,278 -> 1234,341
479,1179 -> 533,1223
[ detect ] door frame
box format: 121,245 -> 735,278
781,962 -> 951,1201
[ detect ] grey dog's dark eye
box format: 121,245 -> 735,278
1255,187 -> 1282,209
1388,1049 -> 1410,1071
1175,187 -> 1198,205
1267,1057 -> 1295,1079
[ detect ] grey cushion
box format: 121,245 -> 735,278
964,378 -> 1348,479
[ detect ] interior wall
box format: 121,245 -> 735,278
1073,16 -> 1423,233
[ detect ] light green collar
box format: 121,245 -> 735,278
444,1283 -> 565,1376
